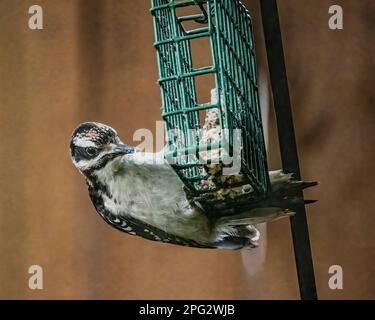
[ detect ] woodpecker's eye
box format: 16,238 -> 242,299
85,147 -> 99,157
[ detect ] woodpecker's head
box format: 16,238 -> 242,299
70,122 -> 135,175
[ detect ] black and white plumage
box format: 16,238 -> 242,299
70,122 -> 316,250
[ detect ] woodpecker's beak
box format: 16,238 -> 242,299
112,143 -> 135,155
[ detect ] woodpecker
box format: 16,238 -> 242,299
70,122 -> 316,250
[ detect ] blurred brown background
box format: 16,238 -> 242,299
0,0 -> 374,299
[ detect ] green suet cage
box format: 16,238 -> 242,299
151,0 -> 270,205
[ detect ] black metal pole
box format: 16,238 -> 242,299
260,0 -> 318,300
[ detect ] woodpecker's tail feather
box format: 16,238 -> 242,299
268,170 -> 318,209
269,170 -> 318,191
210,171 -> 317,249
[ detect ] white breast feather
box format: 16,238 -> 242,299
93,151 -> 212,242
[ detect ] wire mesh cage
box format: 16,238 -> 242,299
151,0 -> 270,207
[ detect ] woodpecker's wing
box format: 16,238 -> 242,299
102,211 -> 215,249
